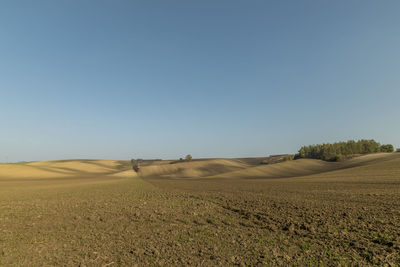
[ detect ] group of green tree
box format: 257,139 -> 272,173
296,139 -> 394,162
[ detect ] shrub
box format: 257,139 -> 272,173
380,144 -> 394,152
294,154 -> 301,160
332,154 -> 343,162
185,154 -> 192,161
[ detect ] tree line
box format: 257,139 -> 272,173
296,139 -> 394,161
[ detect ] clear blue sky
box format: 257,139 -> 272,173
1,1 -> 399,162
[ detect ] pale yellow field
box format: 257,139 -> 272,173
0,160 -> 133,180
138,158 -> 251,178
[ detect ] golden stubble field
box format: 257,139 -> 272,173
1,154 -> 399,266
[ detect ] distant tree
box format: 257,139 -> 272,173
131,159 -> 140,172
397,148 -> 400,153
380,144 -> 394,152
185,154 -> 192,162
298,147 -> 306,158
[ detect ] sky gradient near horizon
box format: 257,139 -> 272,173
1,1 -> 399,162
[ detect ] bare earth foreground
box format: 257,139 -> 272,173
1,154 -> 399,266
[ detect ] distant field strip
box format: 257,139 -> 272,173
138,153 -> 400,179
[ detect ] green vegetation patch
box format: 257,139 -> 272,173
296,139 -> 394,162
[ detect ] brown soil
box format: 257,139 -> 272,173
0,154 -> 399,266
